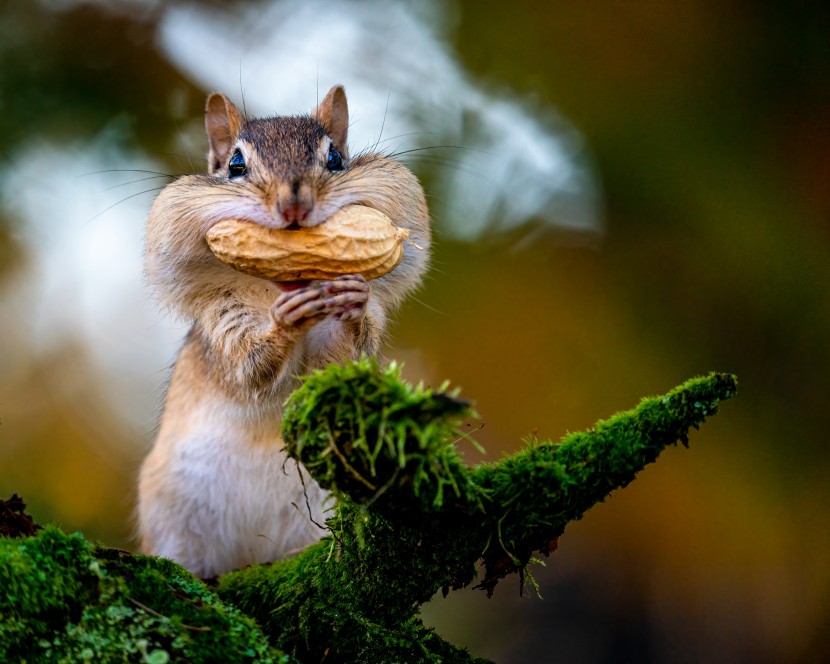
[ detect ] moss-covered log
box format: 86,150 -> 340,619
0,525 -> 291,663
218,360 -> 737,661
1,360 -> 736,663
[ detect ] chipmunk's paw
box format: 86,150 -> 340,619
271,275 -> 369,328
323,274 -> 369,323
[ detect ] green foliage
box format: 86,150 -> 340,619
282,357 -> 481,510
471,371 -> 738,592
219,360 -> 737,660
0,527 -> 291,663
1,360 -> 736,663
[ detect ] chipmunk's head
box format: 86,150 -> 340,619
205,85 -> 353,229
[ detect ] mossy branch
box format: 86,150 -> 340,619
281,360 -> 480,511
471,371 -> 738,592
1,361 -> 736,663
218,360 -> 737,660
0,524 -> 291,663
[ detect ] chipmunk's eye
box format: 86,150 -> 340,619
228,149 -> 247,178
326,145 -> 344,172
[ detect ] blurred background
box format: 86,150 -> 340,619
1,1 -> 828,661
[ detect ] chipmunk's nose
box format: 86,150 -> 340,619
278,181 -> 314,225
280,201 -> 312,224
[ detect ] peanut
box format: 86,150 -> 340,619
205,205 -> 409,281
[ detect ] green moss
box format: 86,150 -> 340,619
217,361 -> 737,660
471,372 -> 738,592
281,357 -> 482,511
2,361 -> 737,663
0,527 -> 292,663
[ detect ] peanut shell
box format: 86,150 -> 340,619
205,205 -> 409,281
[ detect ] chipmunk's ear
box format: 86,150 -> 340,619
313,85 -> 349,154
205,92 -> 245,175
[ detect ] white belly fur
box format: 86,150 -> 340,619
138,392 -> 328,578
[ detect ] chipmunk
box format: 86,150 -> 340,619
137,85 -> 430,578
